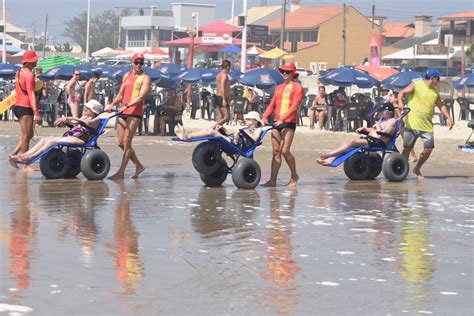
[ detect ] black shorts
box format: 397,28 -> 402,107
214,96 -> 228,108
13,106 -> 34,118
118,114 -> 142,121
274,122 -> 297,132
365,136 -> 386,148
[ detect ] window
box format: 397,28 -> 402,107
303,29 -> 318,42
127,29 -> 151,47
128,30 -> 146,42
288,31 -> 301,43
159,30 -> 172,42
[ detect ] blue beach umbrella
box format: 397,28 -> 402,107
320,67 -> 378,88
0,63 -> 20,79
454,73 -> 474,90
177,68 -> 218,85
113,66 -> 177,88
381,71 -> 424,90
218,45 -> 241,53
92,65 -> 122,79
155,63 -> 187,78
238,68 -> 284,90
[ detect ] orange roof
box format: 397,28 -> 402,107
383,22 -> 415,38
266,6 -> 342,30
439,11 -> 474,20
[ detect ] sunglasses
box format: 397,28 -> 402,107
74,73 -> 81,76
280,70 -> 294,75
134,60 -> 144,66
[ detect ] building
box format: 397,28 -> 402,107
0,19 -> 27,51
120,3 -> 216,50
438,11 -> 473,46
228,6 -> 282,26
265,5 -> 400,69
383,22 -> 415,46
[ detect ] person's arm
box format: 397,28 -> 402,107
397,83 -> 415,117
84,81 -> 91,103
250,127 -> 262,141
262,93 -> 277,124
280,84 -> 304,122
66,79 -> 74,97
123,75 -> 151,110
436,96 -> 453,130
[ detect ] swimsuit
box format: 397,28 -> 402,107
63,123 -> 94,143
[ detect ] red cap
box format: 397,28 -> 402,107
131,53 -> 145,62
21,50 -> 40,64
278,62 -> 299,78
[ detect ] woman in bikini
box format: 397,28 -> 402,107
317,103 -> 397,166
308,86 -> 328,130
8,100 -> 103,167
66,69 -> 84,118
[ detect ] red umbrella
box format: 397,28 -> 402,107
356,65 -> 399,81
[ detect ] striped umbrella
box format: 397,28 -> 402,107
38,56 -> 82,72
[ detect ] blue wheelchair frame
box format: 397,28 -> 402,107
17,111 -> 120,166
173,126 -> 273,168
325,108 -> 410,168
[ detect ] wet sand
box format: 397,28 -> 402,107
0,121 -> 473,315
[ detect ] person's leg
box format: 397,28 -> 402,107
158,116 -> 168,136
318,137 -> 368,162
116,117 -> 140,168
16,138 -> 53,160
110,117 -> 144,180
17,115 -> 34,155
185,127 -> 220,139
400,123 -> 417,161
319,110 -> 327,129
280,129 -> 299,188
412,132 -> 434,179
401,128 -> 417,160
262,130 -> 283,187
69,101 -> 79,118
308,108 -> 315,129
218,106 -> 230,125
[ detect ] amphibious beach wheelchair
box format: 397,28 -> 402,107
458,120 -> 474,153
174,127 -> 273,189
18,112 -> 119,180
323,108 -> 411,182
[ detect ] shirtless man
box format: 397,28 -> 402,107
317,103 -> 397,166
84,72 -> 100,103
105,53 -> 150,180
213,60 -> 231,128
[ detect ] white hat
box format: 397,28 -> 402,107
244,111 -> 263,126
84,99 -> 103,114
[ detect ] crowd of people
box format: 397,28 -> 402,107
5,50 -> 455,184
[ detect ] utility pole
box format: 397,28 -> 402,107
379,16 -> 384,61
240,0 -> 248,73
2,0 -> 6,64
42,13 -> 48,58
280,0 -> 287,50
32,21 -> 36,49
85,0 -> 91,62
231,0 -> 235,25
342,3 -> 346,65
117,16 -> 121,48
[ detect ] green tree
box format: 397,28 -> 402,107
63,9 -> 129,53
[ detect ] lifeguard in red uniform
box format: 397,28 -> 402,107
106,53 -> 151,179
262,63 -> 304,188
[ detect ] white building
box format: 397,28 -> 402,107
120,2 -> 216,50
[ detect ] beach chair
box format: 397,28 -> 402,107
17,112 -> 121,180
458,120 -> 474,153
173,127 -> 274,189
321,108 -> 411,182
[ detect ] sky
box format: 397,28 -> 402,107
5,0 -> 474,44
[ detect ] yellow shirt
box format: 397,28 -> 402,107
279,82 -> 293,117
405,80 -> 439,133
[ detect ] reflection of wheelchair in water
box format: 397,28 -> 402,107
327,108 -> 411,182
175,127 -> 273,189
20,113 -> 119,180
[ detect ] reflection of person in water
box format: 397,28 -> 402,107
113,180 -> 144,294
399,189 -> 433,310
260,189 -> 301,315
9,175 -> 37,290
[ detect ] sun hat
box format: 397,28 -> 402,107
381,102 -> 395,112
244,111 -> 263,126
84,99 -> 104,115
21,50 -> 40,64
131,53 -> 145,62
278,62 -> 299,78
425,68 -> 442,79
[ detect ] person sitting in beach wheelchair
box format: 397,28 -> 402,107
174,111 -> 269,189
317,103 -> 410,182
8,100 -> 113,180
458,119 -> 474,153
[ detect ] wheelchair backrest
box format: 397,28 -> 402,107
386,108 -> 410,151
241,127 -> 273,157
85,117 -> 109,148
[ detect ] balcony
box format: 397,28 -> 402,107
127,40 -> 151,48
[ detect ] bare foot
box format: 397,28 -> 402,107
409,157 -> 418,163
8,156 -> 19,169
18,153 -> 31,161
287,175 -> 299,189
316,157 -> 335,166
261,181 -> 277,187
22,165 -> 39,172
131,165 -> 145,179
413,167 -> 424,180
319,152 -> 331,159
109,173 -> 125,181
174,126 -> 183,139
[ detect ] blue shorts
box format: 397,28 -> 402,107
403,128 -> 434,149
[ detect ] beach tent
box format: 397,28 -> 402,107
247,45 -> 265,56
259,47 -> 292,59
92,47 -> 118,58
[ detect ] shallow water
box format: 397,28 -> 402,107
1,158 -> 473,315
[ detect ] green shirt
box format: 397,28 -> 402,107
405,80 -> 439,133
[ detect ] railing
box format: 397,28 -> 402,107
127,40 -> 151,48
